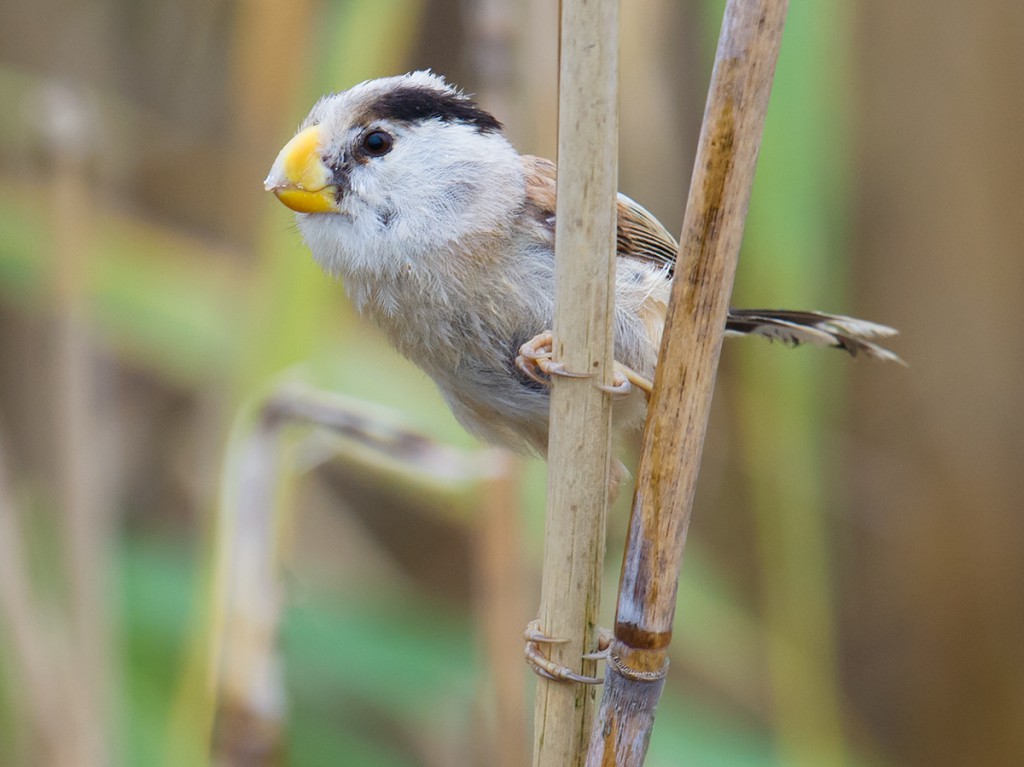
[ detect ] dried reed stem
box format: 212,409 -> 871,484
532,1 -> 619,765
586,2 -> 790,764
0,437 -> 72,765
49,86 -> 110,767
473,452 -> 529,767
210,385 -> 514,765
210,407 -> 289,767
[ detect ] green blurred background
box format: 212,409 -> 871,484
1,1 -> 1021,765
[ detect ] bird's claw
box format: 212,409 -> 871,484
597,367 -> 634,397
516,332 -> 589,387
524,620 -> 568,644
516,332 -> 652,401
613,363 -> 654,401
523,619 -> 610,685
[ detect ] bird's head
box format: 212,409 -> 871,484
265,71 -> 524,277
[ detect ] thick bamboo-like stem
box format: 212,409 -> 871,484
586,2 -> 790,764
532,1 -> 619,765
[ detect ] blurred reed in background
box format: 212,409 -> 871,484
0,1 -> 1021,766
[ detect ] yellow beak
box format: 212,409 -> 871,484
264,125 -> 340,214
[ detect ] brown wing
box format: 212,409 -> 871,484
520,155 -> 679,273
615,194 -> 679,274
520,155 -> 558,248
517,157 -> 900,364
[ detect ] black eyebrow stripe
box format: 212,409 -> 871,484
359,86 -> 503,134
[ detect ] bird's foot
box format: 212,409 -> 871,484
515,332 -> 652,400
523,619 -> 612,685
515,332 -> 590,387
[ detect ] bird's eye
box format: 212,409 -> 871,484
361,130 -> 393,156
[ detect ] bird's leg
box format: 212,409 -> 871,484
523,619 -> 612,685
515,331 -> 653,400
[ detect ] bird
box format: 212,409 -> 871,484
264,71 -> 899,459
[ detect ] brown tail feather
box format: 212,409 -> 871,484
725,309 -> 903,363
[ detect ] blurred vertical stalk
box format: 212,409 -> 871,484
47,84 -> 111,767
0,437 -> 74,766
734,2 -> 852,763
618,0 -> 698,233
226,0 -> 315,248
210,407 -> 289,767
517,0 -> 558,158
472,450 -> 529,767
462,0 -> 516,118
464,0 -> 558,155
227,0 -> 320,383
736,382 -> 847,765
532,1 -> 619,766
